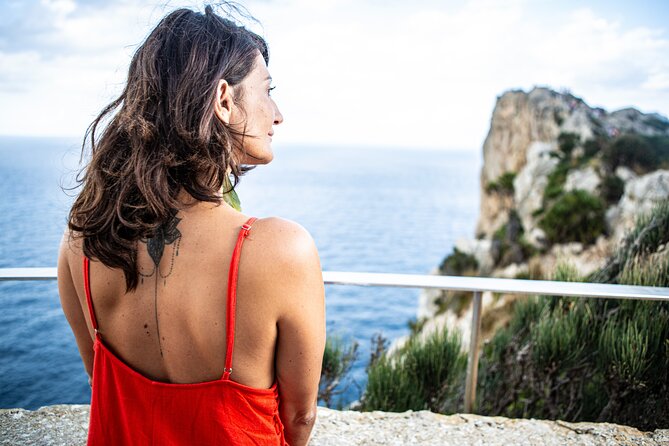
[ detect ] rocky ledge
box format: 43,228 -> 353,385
1,405 -> 668,445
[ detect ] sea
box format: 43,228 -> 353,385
0,136 -> 481,410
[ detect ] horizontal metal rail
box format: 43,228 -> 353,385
323,271 -> 669,300
2,268 -> 669,300
0,267 -> 58,280
2,267 -> 668,414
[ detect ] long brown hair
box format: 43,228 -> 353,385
68,5 -> 268,291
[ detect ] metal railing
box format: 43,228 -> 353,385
2,267 -> 669,412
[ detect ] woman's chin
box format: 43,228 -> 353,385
260,148 -> 274,164
240,148 -> 273,165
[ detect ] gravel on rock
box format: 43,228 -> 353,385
2,405 -> 668,446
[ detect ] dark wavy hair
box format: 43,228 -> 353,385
68,5 -> 268,291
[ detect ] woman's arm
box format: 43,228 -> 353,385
57,233 -> 95,385
262,219 -> 326,446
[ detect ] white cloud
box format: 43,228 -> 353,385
252,0 -> 669,149
0,0 -> 667,151
0,51 -> 42,92
42,0 -> 76,16
643,71 -> 669,90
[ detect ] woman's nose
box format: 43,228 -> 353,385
273,101 -> 284,125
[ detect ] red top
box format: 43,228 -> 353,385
83,217 -> 288,445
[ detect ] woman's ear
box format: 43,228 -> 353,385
214,79 -> 233,125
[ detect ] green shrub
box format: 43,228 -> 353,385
543,161 -> 570,201
491,210 -> 532,267
408,317 -> 427,335
499,172 -> 517,192
434,291 -> 472,317
476,199 -> 669,430
610,134 -> 654,170
319,335 -> 359,408
436,248 -> 479,317
554,109 -> 564,126
552,262 -> 583,282
583,137 -> 605,159
599,174 -> 625,204
530,304 -> 588,368
595,133 -> 669,173
531,207 -> 545,218
439,248 -> 478,276
620,200 -> 669,259
492,223 -> 509,265
519,236 -> 538,258
594,301 -> 669,425
506,295 -> 544,335
647,135 -> 669,168
486,172 -> 516,195
558,132 -> 580,157
599,319 -> 653,387
618,252 -> 669,287
362,327 -> 467,413
539,190 -> 606,245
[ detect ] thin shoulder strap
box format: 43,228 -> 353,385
82,257 -> 100,336
222,217 -> 258,380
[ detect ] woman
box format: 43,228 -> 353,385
57,5 -> 325,446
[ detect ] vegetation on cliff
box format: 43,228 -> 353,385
359,200 -> 669,431
319,335 -> 359,408
324,91 -> 669,425
480,127 -> 658,272
602,134 -> 669,173
538,131 -> 669,248
538,190 -> 606,245
478,200 -> 669,430
346,91 -> 669,428
491,210 -> 536,267
362,327 -> 466,413
485,172 -> 516,195
428,248 -> 480,317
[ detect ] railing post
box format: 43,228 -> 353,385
464,290 -> 483,413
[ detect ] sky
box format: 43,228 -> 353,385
0,0 -> 668,151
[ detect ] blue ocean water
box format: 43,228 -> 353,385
0,136 -> 481,409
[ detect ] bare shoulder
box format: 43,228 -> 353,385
249,217 -> 320,266
244,217 -> 323,311
58,229 -> 85,267
57,229 -> 86,286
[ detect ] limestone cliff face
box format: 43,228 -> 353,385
475,87 -> 669,268
414,87 -> 669,346
477,88 -> 592,238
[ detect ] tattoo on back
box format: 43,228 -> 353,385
139,212 -> 182,281
147,214 -> 182,269
139,211 -> 182,358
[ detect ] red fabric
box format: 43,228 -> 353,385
84,217 -> 288,445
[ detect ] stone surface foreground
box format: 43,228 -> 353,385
1,405 -> 668,445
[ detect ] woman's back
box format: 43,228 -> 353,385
59,202 -> 326,445
73,204 -> 281,388
76,211 -> 281,444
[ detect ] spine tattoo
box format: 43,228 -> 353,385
139,211 -> 182,357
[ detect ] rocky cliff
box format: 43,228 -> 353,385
414,87 -> 669,347
477,87 -> 669,256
